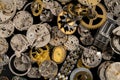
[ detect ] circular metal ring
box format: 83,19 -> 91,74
9,53 -> 31,76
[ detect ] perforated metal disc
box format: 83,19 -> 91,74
64,35 -> 79,51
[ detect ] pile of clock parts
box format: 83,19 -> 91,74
0,0 -> 120,80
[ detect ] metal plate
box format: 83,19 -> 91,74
64,35 -> 79,51
0,21 -> 14,38
0,37 -> 8,55
13,11 -> 33,31
26,23 -> 50,48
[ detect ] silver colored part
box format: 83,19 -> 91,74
27,67 -> 41,78
0,21 -> 14,38
42,0 -> 54,9
50,1 -> 63,16
110,36 -> 120,54
0,0 -> 16,23
82,47 -> 102,68
106,62 -> 120,80
0,37 -> 8,55
26,23 -> 50,48
70,68 -> 93,80
98,61 -> 113,80
93,18 -> 116,51
10,34 -> 29,57
113,5 -> 120,17
13,56 -> 31,71
40,9 -> 53,22
112,26 -> 120,36
102,47 -> 115,60
0,54 -> 9,66
12,76 -> 27,80
57,0 -> 71,4
15,0 -> 27,10
39,60 -> 58,79
104,0 -> 119,12
55,48 -> 83,80
13,11 -> 33,31
9,53 -> 31,76
64,35 -> 79,51
49,26 -> 68,46
78,25 -> 94,46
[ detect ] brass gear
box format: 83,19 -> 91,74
31,0 -> 43,16
80,3 -> 107,29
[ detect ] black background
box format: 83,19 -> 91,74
1,0 -> 120,80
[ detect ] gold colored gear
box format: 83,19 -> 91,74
31,0 -> 43,16
30,45 -> 50,65
57,11 -> 77,35
52,46 -> 66,64
67,3 -> 88,16
80,3 -> 107,29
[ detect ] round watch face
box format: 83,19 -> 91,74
9,53 -> 31,76
0,0 -> 16,23
10,34 -> 29,54
39,60 -> 58,79
70,68 -> 93,80
13,11 -> 33,31
52,46 -> 66,64
106,62 -> 120,80
82,47 -> 102,68
26,23 -> 50,48
27,67 -> 41,78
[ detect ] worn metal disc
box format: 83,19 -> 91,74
0,21 -> 14,38
13,11 -> 33,31
26,23 -> 50,48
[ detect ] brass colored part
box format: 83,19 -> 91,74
77,59 -> 90,69
31,0 -> 43,16
0,2 -> 4,10
67,3 -> 88,16
57,11 -> 77,34
52,46 -> 66,64
30,45 -> 50,65
81,3 -> 107,29
87,0 -> 101,6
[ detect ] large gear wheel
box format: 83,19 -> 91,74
80,3 -> 107,29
